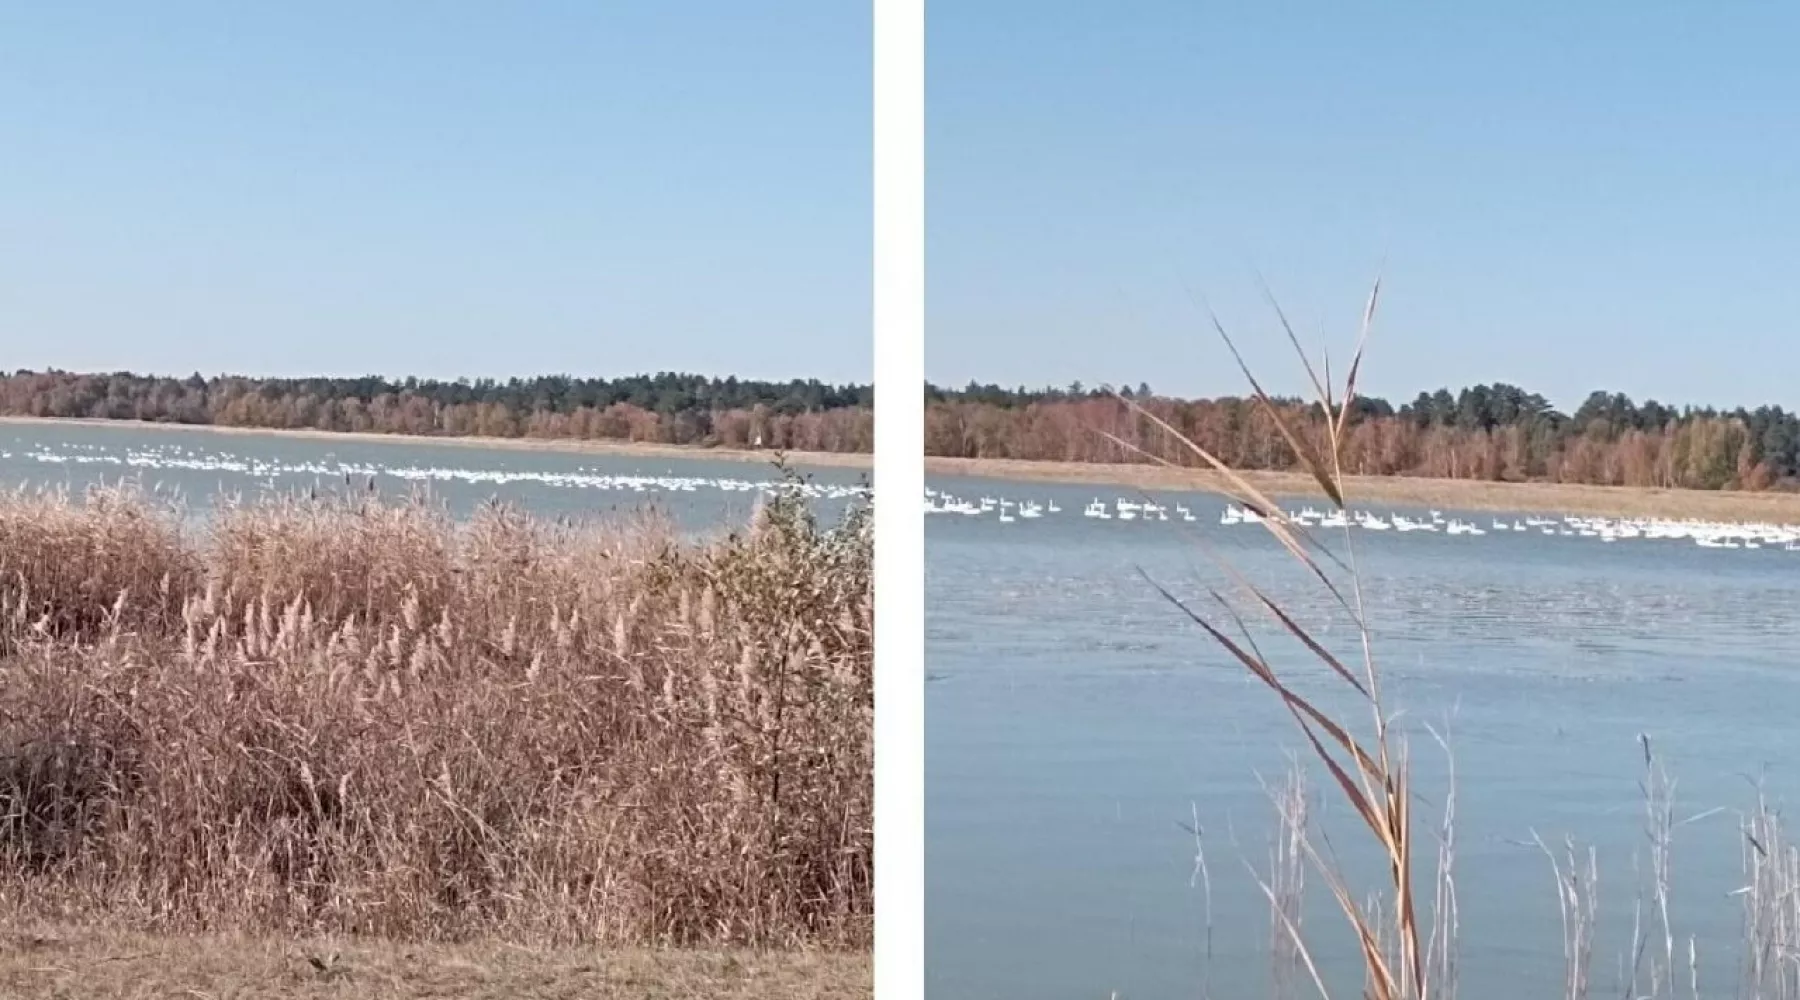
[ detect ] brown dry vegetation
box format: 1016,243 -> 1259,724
0,477 -> 871,953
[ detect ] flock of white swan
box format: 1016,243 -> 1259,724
925,487 -> 1800,551
7,439 -> 1795,551
2,442 -> 872,503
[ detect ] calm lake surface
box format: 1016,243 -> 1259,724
0,421 -> 869,530
927,472 -> 1800,999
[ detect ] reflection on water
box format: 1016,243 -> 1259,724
928,472 -> 1800,1000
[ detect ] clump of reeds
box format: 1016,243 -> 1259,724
1739,780 -> 1800,1000
1118,279 -> 1458,999
0,470 -> 870,950
0,483 -> 199,647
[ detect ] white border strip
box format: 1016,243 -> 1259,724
872,0 -> 924,997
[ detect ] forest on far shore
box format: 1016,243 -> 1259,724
5,369 -> 1799,491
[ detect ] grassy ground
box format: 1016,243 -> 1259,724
0,926 -> 870,999
929,454 -> 1800,520
0,415 -> 874,471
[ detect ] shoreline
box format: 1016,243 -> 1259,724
0,927 -> 869,999
0,416 -> 871,472
925,455 -> 1800,521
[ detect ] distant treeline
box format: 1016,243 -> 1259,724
0,370 -> 874,453
8,370 -> 1800,490
927,381 -> 1800,491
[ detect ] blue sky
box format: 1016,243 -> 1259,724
929,2 -> 1800,412
0,3 -> 869,383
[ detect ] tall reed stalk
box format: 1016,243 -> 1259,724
1119,279 -> 1457,1000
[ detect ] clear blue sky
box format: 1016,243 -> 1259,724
0,3 -> 869,383
929,2 -> 1800,413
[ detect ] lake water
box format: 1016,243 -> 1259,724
0,421 -> 870,531
927,472 -> 1800,999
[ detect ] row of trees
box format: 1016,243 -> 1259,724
0,370 -> 873,454
927,381 -> 1800,491
5,370 -> 1798,490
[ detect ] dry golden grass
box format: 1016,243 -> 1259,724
930,455 -> 1800,521
0,477 -> 870,953
0,924 -> 869,999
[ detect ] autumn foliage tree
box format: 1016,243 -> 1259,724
924,380 -> 1800,492
0,370 -> 874,454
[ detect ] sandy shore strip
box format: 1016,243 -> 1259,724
0,416 -> 871,472
925,455 -> 1800,521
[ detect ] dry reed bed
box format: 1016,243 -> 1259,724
0,481 -> 871,950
